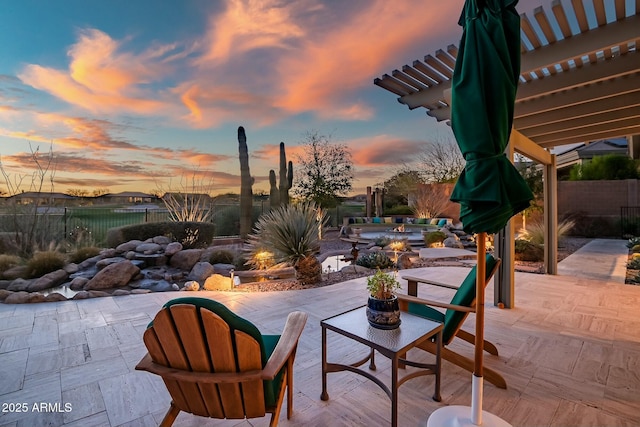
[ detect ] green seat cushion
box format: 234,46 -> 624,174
407,303 -> 445,324
355,217 -> 364,224
418,218 -> 427,224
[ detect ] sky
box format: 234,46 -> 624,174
1,0 -> 548,197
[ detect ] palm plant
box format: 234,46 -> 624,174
245,203 -> 327,283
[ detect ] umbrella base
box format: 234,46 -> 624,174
427,406 -> 512,427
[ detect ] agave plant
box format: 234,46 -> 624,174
245,202 -> 327,271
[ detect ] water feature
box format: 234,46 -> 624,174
40,285 -> 79,299
321,255 -> 352,273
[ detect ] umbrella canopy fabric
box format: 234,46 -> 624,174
449,0 -> 533,234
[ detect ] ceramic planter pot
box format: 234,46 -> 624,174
366,295 -> 401,329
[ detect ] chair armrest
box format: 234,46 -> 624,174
261,311 -> 308,379
136,353 -> 264,384
402,275 -> 460,290
397,294 -> 475,313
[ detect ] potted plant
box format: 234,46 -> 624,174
366,269 -> 402,329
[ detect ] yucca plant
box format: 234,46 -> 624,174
245,203 -> 327,284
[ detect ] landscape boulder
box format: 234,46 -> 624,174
84,261 -> 140,290
27,269 -> 69,292
170,249 -> 203,271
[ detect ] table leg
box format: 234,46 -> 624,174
321,326 -> 329,401
368,348 -> 376,371
391,356 -> 398,427
433,329 -> 442,402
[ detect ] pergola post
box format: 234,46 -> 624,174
544,155 -> 558,275
494,139 -> 516,308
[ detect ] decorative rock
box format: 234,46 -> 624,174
2,265 -> 29,280
203,274 -> 233,291
0,289 -> 12,301
125,251 -> 137,260
96,257 -> 127,269
72,291 -> 90,300
70,277 -> 89,291
27,269 -> 69,292
170,249 -> 203,271
137,279 -> 175,292
7,278 -> 32,292
0,280 -> 10,290
88,290 -> 111,298
164,242 -> 183,256
152,236 -> 172,245
187,262 -> 215,282
64,263 -> 79,274
182,281 -> 200,291
130,289 -> 152,294
112,289 -> 131,296
171,283 -> 179,291
84,261 -> 140,290
100,248 -> 118,258
136,242 -> 162,254
213,263 -> 235,275
5,291 -> 46,304
340,265 -> 371,274
78,255 -> 102,270
443,237 -> 464,249
116,240 -> 143,253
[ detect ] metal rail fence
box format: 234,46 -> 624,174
621,206 -> 640,239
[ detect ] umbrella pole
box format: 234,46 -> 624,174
472,232 -> 486,425
426,231 -> 512,427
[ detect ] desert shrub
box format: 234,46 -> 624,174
627,254 -> 640,270
0,254 -> 22,272
519,219 -> 574,244
67,246 -> 102,264
373,237 -> 391,247
106,222 -> 215,248
514,239 -> 544,262
209,250 -> 236,265
27,250 -> 66,278
384,205 -> 413,215
244,202 -> 326,269
424,231 -> 446,247
626,237 -> 640,248
356,251 -> 394,269
388,239 -> 410,252
233,253 -> 250,271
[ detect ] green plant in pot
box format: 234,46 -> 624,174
366,269 -> 402,329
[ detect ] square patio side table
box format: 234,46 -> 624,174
321,305 -> 443,427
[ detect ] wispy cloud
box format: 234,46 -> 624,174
17,29 -> 181,115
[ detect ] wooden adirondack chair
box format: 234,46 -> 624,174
398,254 -> 507,389
135,297 -> 308,427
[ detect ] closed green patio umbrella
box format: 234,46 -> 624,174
429,0 -> 533,426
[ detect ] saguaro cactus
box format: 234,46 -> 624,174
270,142 -> 293,208
238,126 -> 254,238
279,142 -> 293,206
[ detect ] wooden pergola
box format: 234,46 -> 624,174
375,0 -> 640,307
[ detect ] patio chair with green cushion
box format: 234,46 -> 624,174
398,254 -> 506,389
135,297 -> 308,427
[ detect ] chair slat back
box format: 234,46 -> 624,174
143,303 -> 266,420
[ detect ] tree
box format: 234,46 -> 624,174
410,183 -> 451,218
381,169 -> 424,206
293,131 -> 353,208
0,143 -> 59,256
569,154 -> 639,180
66,188 -> 89,197
416,137 -> 465,183
92,188 -> 110,197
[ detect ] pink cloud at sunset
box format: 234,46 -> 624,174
274,1 -> 460,118
17,29 -> 175,115
200,0 -> 307,64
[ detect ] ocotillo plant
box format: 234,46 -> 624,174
238,126 -> 254,238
